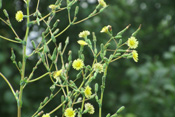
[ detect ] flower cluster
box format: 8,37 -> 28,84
127,36 -> 139,62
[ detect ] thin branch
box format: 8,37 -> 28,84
0,72 -> 18,101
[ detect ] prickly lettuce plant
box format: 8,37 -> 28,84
0,0 -> 140,117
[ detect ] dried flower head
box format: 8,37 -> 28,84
79,30 -> 90,38
77,40 -> 88,46
15,11 -> 23,22
132,50 -> 138,62
72,59 -> 84,70
128,37 -> 139,49
85,103 -> 95,114
65,108 -> 76,117
84,86 -> 92,98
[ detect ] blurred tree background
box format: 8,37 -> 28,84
0,0 -> 175,117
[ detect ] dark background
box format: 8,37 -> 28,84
0,0 -> 175,117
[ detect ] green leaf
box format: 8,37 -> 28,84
0,0 -> 2,9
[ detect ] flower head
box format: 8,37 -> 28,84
100,26 -> 108,33
93,63 -> 103,73
72,59 -> 84,70
100,25 -> 111,33
77,40 -> 88,46
15,11 -> 23,22
85,103 -> 95,114
132,50 -> 138,62
65,108 -> 76,117
42,113 -> 50,117
53,70 -> 62,78
79,30 -> 90,38
49,4 -> 57,9
98,0 -> 107,8
127,37 -> 139,49
84,86 -> 92,98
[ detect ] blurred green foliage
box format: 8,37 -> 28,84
0,0 -> 175,117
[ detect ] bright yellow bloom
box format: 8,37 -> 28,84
100,26 -> 108,33
77,40 -> 88,46
100,25 -> 111,33
15,11 -> 23,22
53,70 -> 62,78
84,86 -> 92,98
132,50 -> 138,62
72,59 -> 84,70
79,30 -> 90,38
93,63 -> 103,73
65,108 -> 76,117
42,113 -> 50,117
98,0 -> 107,8
49,4 -> 57,9
85,103 -> 95,114
128,37 -> 139,49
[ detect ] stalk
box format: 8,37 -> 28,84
18,1 -> 30,117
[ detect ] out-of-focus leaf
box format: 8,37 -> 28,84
0,0 -> 2,9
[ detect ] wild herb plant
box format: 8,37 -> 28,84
0,0 -> 140,117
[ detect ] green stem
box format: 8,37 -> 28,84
99,66 -> 108,117
49,101 -> 66,115
28,72 -> 50,83
32,88 -> 62,117
18,1 -> 30,117
73,12 -> 100,25
27,24 -> 71,57
0,35 -> 21,43
80,96 -> 85,117
99,91 -> 103,117
0,72 -> 18,100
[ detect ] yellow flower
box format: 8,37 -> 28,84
72,59 -> 84,70
127,37 -> 139,49
49,4 -> 57,9
132,50 -> 138,62
84,86 -> 92,98
85,103 -> 95,114
93,63 -> 103,73
65,108 -> 76,117
100,26 -> 108,33
98,0 -> 107,8
53,70 -> 62,78
42,113 -> 50,117
77,40 -> 88,46
79,30 -> 90,38
15,11 -> 23,22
